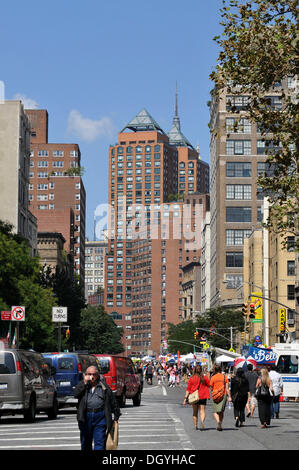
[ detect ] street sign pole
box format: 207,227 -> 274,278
58,323 -> 62,352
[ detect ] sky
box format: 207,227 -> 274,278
1,0 -> 224,240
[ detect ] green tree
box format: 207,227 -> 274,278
210,0 -> 298,249
39,265 -> 86,350
77,305 -> 124,354
0,220 -> 57,349
167,307 -> 243,354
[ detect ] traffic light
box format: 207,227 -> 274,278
194,330 -> 199,340
242,303 -> 248,317
241,331 -> 245,340
66,328 -> 70,340
249,303 -> 255,319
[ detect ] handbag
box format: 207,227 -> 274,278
255,383 -> 270,399
188,378 -> 201,404
106,421 -> 119,450
212,375 -> 226,404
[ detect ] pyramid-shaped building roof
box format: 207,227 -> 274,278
168,123 -> 195,149
120,108 -> 166,134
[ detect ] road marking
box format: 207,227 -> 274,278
162,385 -> 167,396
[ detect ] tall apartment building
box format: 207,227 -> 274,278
85,239 -> 108,300
105,107 -> 209,356
25,109 -> 86,281
168,89 -> 209,196
209,81 -> 289,309
0,101 -> 37,253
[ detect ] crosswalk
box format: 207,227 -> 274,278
0,385 -> 193,450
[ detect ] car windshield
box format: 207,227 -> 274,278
277,355 -> 298,374
0,352 -> 16,374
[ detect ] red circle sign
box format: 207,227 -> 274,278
11,306 -> 25,321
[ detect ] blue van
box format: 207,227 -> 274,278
42,352 -> 99,408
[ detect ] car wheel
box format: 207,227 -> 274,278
133,390 -> 141,406
118,390 -> 126,408
24,396 -> 36,423
47,396 -> 59,420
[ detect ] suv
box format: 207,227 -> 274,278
0,349 -> 58,422
95,354 -> 141,407
42,352 -> 99,408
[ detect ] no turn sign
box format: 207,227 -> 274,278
11,306 -> 25,321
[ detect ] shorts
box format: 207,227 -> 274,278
248,395 -> 257,406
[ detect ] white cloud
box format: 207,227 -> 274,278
67,109 -> 114,142
13,93 -> 39,109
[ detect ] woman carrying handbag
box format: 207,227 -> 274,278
183,365 -> 210,431
255,368 -> 274,428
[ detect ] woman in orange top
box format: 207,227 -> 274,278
210,365 -> 232,431
183,365 -> 210,431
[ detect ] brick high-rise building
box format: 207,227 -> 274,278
105,108 -> 210,356
25,109 -> 86,282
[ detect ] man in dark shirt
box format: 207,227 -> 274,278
245,364 -> 259,418
74,366 -> 121,450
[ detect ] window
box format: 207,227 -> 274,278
257,140 -> 282,155
225,274 -> 243,289
277,355 -> 298,374
226,207 -> 252,222
38,161 -> 48,167
53,161 -> 64,167
287,260 -> 295,276
226,252 -> 243,267
226,95 -> 250,111
38,150 -> 48,157
226,117 -> 251,134
287,237 -> 295,252
226,185 -> 251,200
53,150 -> 64,156
226,162 -> 251,177
226,229 -> 251,245
287,285 -> 295,300
226,140 -> 251,155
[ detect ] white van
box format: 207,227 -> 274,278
274,343 -> 299,400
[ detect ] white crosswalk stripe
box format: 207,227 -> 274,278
0,386 -> 192,450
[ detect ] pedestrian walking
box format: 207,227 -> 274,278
210,365 -> 231,431
269,365 -> 283,419
167,365 -> 176,387
255,367 -> 274,428
245,363 -> 259,418
230,368 -> 250,427
183,365 -> 210,431
73,366 -> 121,450
145,363 -> 154,385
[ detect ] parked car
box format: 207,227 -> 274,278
42,352 -> 99,408
0,349 -> 58,422
95,354 -> 141,407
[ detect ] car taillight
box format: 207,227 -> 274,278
16,361 -> 22,372
78,363 -> 82,373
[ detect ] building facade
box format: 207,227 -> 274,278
0,101 -> 37,252
209,85 -> 286,309
84,239 -> 108,301
105,108 -> 209,356
25,109 -> 86,281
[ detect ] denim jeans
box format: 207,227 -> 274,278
271,395 -> 280,417
79,410 -> 106,450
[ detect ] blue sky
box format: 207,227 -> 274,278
1,0 -> 223,240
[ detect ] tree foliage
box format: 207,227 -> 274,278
210,0 -> 299,248
167,307 -> 244,354
77,305 -> 124,354
0,220 -> 57,350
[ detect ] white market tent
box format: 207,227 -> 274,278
216,354 -> 234,363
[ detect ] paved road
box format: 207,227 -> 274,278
0,380 -> 298,451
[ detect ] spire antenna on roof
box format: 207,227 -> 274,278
173,82 -> 181,131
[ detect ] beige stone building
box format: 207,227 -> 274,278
181,262 -> 201,321
243,201 -> 296,346
0,101 -> 37,252
209,80 -> 292,311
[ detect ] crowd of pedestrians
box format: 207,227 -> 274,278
182,363 -> 283,432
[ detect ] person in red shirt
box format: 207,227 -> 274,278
183,365 -> 210,431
